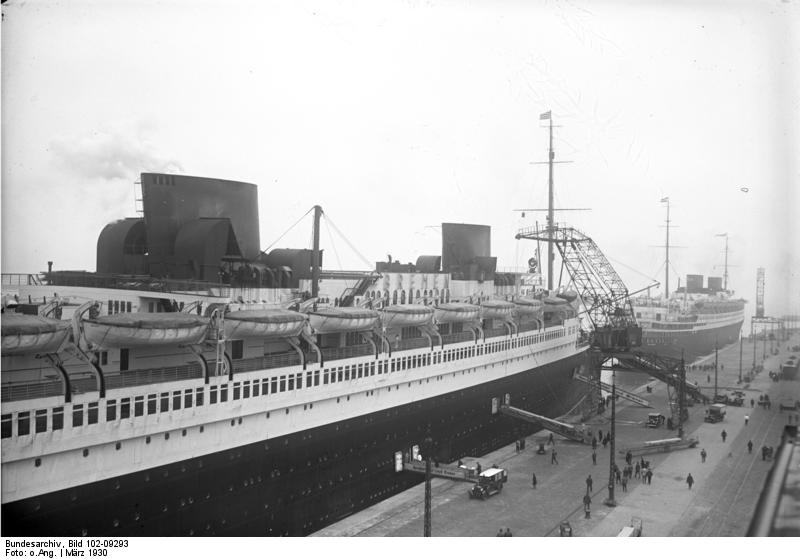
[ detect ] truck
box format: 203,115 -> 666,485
468,467 -> 507,500
704,403 -> 727,423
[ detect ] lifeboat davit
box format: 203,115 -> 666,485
307,308 -> 379,334
82,313 -> 209,349
224,309 -> 306,339
1,314 -> 71,355
380,305 -> 434,328
480,300 -> 515,320
513,298 -> 544,316
433,303 -> 480,323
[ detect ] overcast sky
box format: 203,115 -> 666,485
2,0 -> 798,321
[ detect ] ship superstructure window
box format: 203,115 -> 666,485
160,393 -> 169,412
220,385 -> 228,402
173,391 -> 182,410
147,395 -> 157,415
72,405 -> 83,428
134,396 -> 144,417
243,380 -> 251,398
120,348 -> 129,371
210,386 -> 218,404
1,414 -> 11,438
271,378 -> 278,393
35,409 -> 47,433
232,340 -> 244,360
52,407 -> 63,430
17,412 -> 31,436
233,382 -> 241,400
106,400 -> 117,421
196,387 -> 204,405
184,389 -> 192,408
120,398 -> 130,419
88,402 -> 99,424
281,376 -> 287,392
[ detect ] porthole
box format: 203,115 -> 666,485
182,429 -> 187,437
164,433 -> 170,440
238,418 -> 242,425
231,419 -> 235,426
34,458 -> 41,467
82,449 -> 89,457
146,436 -> 151,444
199,426 -> 204,433
115,442 -> 121,450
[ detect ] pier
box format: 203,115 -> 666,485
313,331 -> 800,536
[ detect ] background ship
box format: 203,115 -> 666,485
1,172 -> 592,536
631,200 -> 745,361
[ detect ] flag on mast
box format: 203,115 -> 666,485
539,111 -> 551,120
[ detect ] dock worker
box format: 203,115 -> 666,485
548,432 -> 555,446
747,440 -> 753,454
583,493 -> 592,518
586,475 -> 593,492
700,448 -> 707,463
551,449 -> 558,465
721,429 -> 727,443
686,473 -> 694,489
592,450 -> 597,465
745,414 -> 749,426
532,472 -> 537,489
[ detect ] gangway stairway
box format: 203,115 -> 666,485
499,404 -> 591,444
613,351 -> 709,404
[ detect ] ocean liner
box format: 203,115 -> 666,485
631,200 -> 745,361
1,172 -> 591,536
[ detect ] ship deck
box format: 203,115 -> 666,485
313,331 -> 800,537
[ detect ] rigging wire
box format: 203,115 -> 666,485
323,218 -> 343,271
324,214 -> 374,270
261,207 -> 315,254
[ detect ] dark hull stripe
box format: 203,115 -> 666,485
641,320 -> 744,361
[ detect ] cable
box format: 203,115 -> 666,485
324,214 -> 374,269
261,207 -> 314,254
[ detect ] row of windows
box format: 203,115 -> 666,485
2,327 -> 571,439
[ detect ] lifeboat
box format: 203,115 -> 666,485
224,309 -> 306,339
480,300 -> 515,320
307,308 -> 379,334
556,290 -> 579,303
82,313 -> 209,349
543,296 -> 569,307
380,305 -> 434,328
433,303 -> 480,323
1,314 -> 71,355
513,298 -> 544,316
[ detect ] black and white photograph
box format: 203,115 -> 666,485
1,0 -> 798,547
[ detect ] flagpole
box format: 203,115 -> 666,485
547,114 -> 554,292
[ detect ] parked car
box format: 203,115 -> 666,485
468,467 -> 507,500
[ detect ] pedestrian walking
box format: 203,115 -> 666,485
751,398 -> 755,408
551,449 -> 558,465
686,473 -> 694,489
721,429 -> 727,443
598,429 -> 603,441
615,467 -> 621,484
548,432 -> 555,446
592,437 -> 597,450
583,493 -> 592,519
586,474 -> 593,493
700,448 -> 707,463
515,440 -> 520,453
761,445 -> 767,460
635,462 -> 641,478
646,469 -> 653,485
602,437 -> 608,449
592,450 -> 597,465
621,476 -> 628,492
707,374 -> 711,383
532,472 -> 537,489
745,415 -> 749,426
626,450 -> 633,465
747,440 -> 753,454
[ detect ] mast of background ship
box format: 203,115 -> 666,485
661,197 -> 670,298
311,205 -> 322,298
546,112 -> 555,290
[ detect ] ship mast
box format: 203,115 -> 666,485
716,232 -> 729,292
662,197 -> 670,299
311,205 -> 322,298
547,115 -> 555,291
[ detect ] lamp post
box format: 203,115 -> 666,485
423,432 -> 433,537
604,367 -> 617,507
739,334 -> 743,384
714,342 -> 719,400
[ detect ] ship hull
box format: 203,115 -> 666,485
641,319 -> 744,362
2,351 -> 588,537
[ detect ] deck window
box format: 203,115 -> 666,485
232,340 -> 244,360
324,371 -> 330,384
184,389 -> 193,408
262,378 -> 269,395
120,398 -> 130,419
88,402 -> 99,424
173,391 -> 182,411
271,378 -> 278,393
243,381 -> 250,399
147,395 -> 157,415
252,380 -> 260,397
344,366 -> 350,380
134,396 -> 144,417
314,371 -> 320,386
338,367 -> 344,382
120,348 -> 129,371
35,410 -> 48,433
196,387 -> 204,406
72,405 -> 83,428
210,386 -> 218,404
18,412 -> 30,436
220,385 -> 228,402
52,407 -> 64,430
280,377 -> 286,392
1,414 -> 11,438
296,373 -> 302,389
233,382 -> 241,400
160,393 -> 169,412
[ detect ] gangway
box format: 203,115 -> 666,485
402,460 -> 479,483
499,404 -> 590,443
614,352 -> 709,403
618,436 -> 699,457
574,373 -> 651,408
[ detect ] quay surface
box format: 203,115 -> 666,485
313,332 -> 800,537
